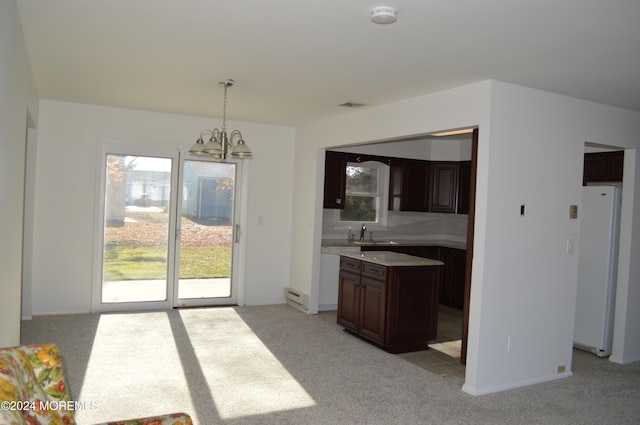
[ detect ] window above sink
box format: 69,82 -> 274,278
335,160 -> 389,228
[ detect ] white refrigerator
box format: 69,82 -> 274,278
573,185 -> 621,357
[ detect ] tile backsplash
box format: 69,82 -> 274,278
322,209 -> 468,242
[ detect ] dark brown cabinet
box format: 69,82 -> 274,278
337,257 -> 387,345
606,151 -> 625,181
323,151 -> 347,209
337,256 -> 442,353
324,150 -> 471,214
388,158 -> 403,211
400,159 -> 430,212
390,159 -> 469,214
438,248 -> 467,309
583,151 -> 624,184
457,161 -> 472,214
360,244 -> 466,309
430,162 -> 459,213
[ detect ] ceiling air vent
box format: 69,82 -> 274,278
337,101 -> 368,108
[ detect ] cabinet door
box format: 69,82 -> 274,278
583,152 -> 607,183
358,277 -> 386,344
450,249 -> 467,309
439,248 -> 466,309
401,159 -> 430,212
606,151 -> 624,181
583,151 -> 625,183
388,159 -> 403,211
387,266 -> 440,344
337,271 -> 360,332
323,151 -> 347,209
457,161 -> 472,214
430,162 -> 459,213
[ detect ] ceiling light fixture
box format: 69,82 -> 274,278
371,7 -> 397,24
189,79 -> 253,160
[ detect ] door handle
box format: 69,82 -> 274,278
235,224 -> 241,243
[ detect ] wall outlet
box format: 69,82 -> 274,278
557,365 -> 566,374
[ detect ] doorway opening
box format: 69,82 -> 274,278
319,128 -> 478,367
574,143 -> 625,359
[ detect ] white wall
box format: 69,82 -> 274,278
468,82 -> 640,394
30,100 -> 295,314
0,0 -> 39,347
290,80 -> 640,395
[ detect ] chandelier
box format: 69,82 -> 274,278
189,79 -> 253,160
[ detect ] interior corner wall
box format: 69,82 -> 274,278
0,0 -> 39,347
467,81 -> 640,395
611,149 -> 640,364
30,100 -> 295,314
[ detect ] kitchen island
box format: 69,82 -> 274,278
337,251 -> 444,353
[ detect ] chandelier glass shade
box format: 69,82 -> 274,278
189,80 -> 253,160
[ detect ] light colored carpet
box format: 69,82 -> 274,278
21,305 -> 640,424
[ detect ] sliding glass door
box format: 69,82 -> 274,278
95,145 -> 241,311
101,154 -> 173,304
176,160 -> 237,307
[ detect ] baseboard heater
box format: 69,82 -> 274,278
285,287 -> 309,310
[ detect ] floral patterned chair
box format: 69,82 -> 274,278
0,344 -> 192,425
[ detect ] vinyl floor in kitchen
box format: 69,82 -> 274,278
319,305 -> 465,382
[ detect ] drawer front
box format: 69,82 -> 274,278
340,257 -> 361,273
361,262 -> 387,281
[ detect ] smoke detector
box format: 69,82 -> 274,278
371,7 -> 397,24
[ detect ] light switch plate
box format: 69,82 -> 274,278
569,205 -> 578,219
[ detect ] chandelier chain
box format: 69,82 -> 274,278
222,84 -> 228,134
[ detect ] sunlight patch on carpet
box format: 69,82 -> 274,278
76,312 -> 197,424
178,308 -> 316,419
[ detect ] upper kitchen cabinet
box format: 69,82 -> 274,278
400,159 -> 431,212
388,158 -> 404,211
323,151 -> 347,209
583,151 -> 624,184
457,161 -> 472,214
430,162 -> 459,213
324,149 -> 471,214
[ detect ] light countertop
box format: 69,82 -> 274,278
339,251 -> 444,267
322,238 -> 467,251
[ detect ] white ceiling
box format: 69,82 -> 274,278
16,0 -> 640,127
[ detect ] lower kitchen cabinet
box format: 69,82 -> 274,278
337,255 -> 442,353
360,245 -> 466,310
439,248 -> 467,309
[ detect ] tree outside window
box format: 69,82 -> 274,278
340,163 -> 380,222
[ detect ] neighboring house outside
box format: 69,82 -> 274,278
182,161 -> 234,224
105,161 -> 233,226
127,169 -> 171,208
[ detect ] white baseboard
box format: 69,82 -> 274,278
462,371 -> 573,396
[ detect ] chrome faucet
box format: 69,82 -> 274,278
360,224 -> 367,241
